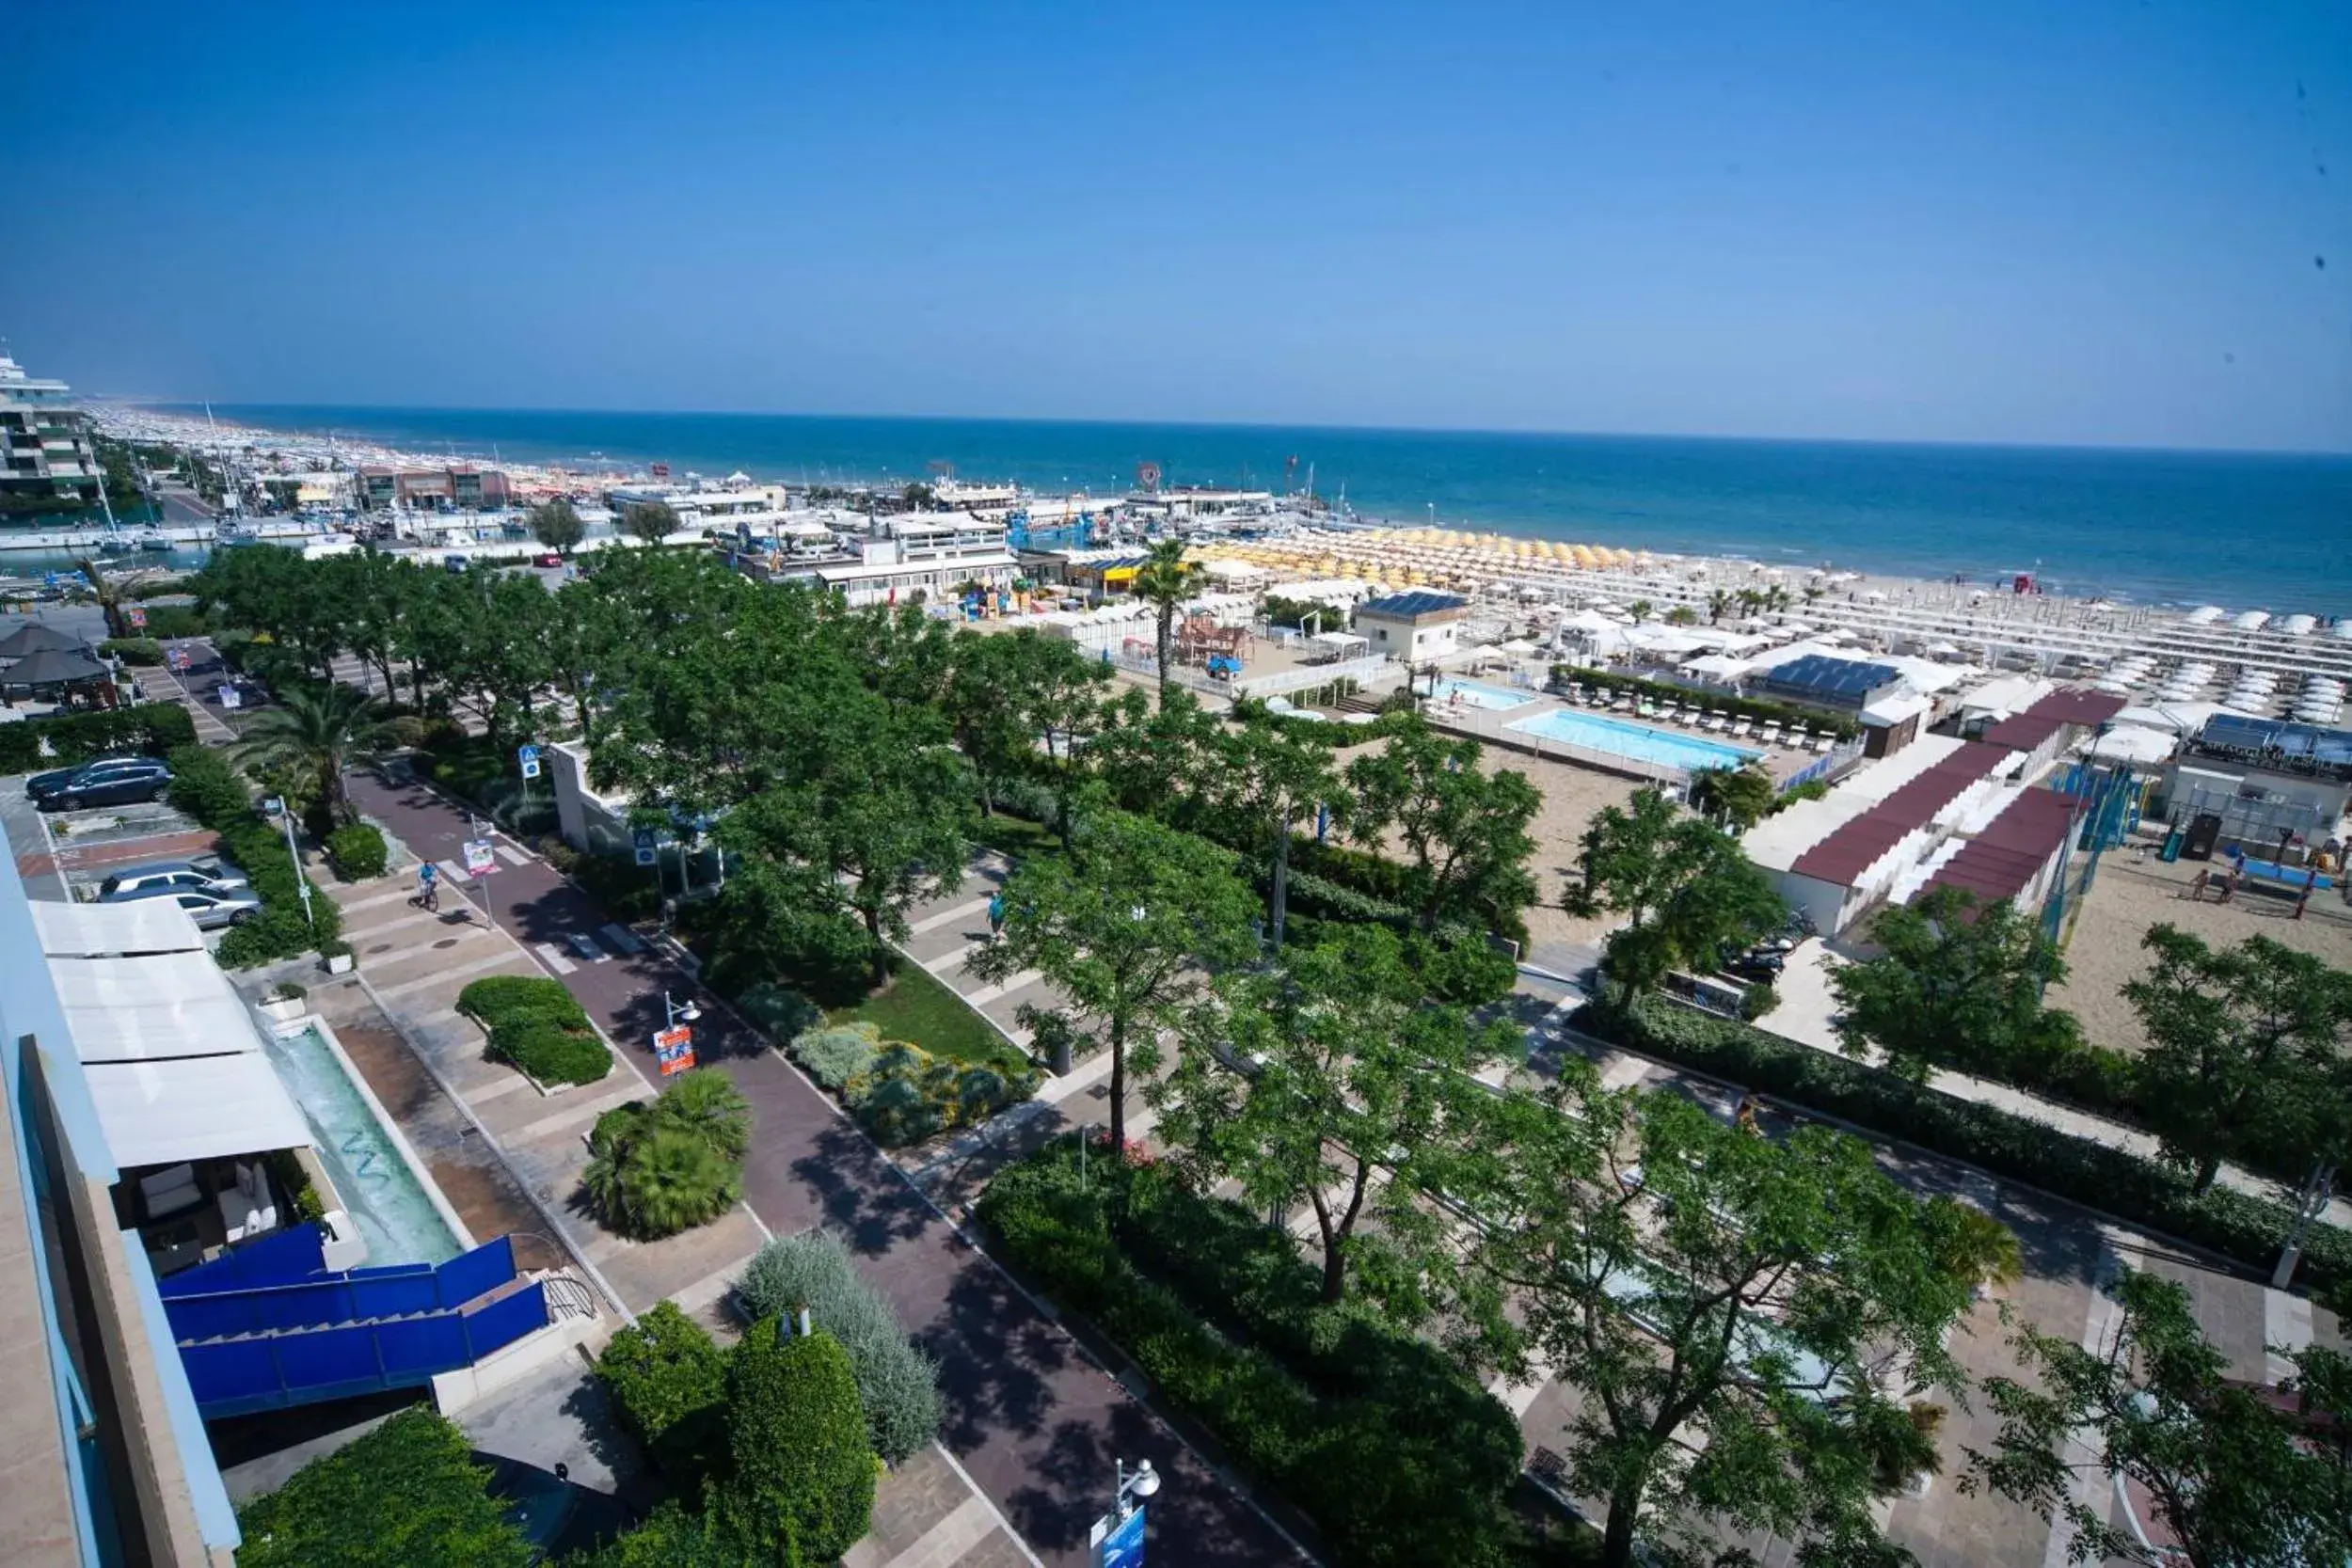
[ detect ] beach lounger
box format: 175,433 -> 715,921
1811,734 -> 1833,753
1759,722 -> 1782,744
1732,718 -> 1754,738
1612,696 -> 1633,713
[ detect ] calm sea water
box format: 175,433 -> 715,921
174,407 -> 2352,613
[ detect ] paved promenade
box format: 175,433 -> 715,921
339,766 -> 1308,1568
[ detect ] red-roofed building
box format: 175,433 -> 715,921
1972,687 -> 2126,771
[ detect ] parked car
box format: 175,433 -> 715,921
27,756 -> 174,811
532,551 -> 563,568
98,857 -> 250,899
1723,951 -> 1785,984
103,881 -> 264,930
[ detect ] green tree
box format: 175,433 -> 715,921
1459,1074 -> 1977,1568
235,1407 -> 531,1568
75,559 -> 166,640
1663,604 -> 1699,626
1212,712 -> 1340,949
623,499 -> 680,546
1572,786 -> 1783,1000
718,694 -> 972,984
1015,631 -> 1117,847
581,1075 -> 749,1240
942,630 -> 1039,816
1342,714 -> 1540,934
723,1322 -> 878,1564
1830,884 -> 2073,1084
1131,537 -> 1203,699
1965,1268 -> 2352,1568
1687,763 -> 1777,831
529,496 -> 585,555
2123,925 -> 2352,1195
230,682 -> 405,829
970,809 -> 1256,1148
1089,686 -> 1222,826
1156,927 -> 1514,1307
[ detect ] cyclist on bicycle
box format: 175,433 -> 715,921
416,860 -> 438,910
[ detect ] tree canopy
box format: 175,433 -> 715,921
622,499 -> 681,546
1966,1266 -> 2352,1568
1830,884 -> 2074,1084
1458,1071 -> 1980,1568
1573,786 -> 1783,1001
528,496 -> 584,555
1343,714 -> 1541,935
2124,924 -> 2352,1194
970,808 -> 1256,1148
1155,926 -> 1515,1313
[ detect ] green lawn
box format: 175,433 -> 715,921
829,959 -> 1027,1075
971,811 -> 1060,862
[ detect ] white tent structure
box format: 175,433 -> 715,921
31,901 -> 310,1170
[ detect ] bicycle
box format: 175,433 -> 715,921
412,882 -> 439,913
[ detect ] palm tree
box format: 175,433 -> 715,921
1131,539 -> 1203,700
230,682 -> 404,828
1707,589 -> 1730,624
1628,598 -> 1654,624
73,560 -> 163,640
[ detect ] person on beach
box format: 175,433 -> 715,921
2186,868 -> 2209,901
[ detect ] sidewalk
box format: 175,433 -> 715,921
342,766 -> 1309,1568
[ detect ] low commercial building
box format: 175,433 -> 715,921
2153,715 -> 2352,856
1352,591 -> 1468,664
356,465 -> 511,511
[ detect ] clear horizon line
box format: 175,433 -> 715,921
97,396 -> 2352,462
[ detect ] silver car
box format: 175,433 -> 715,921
97,858 -> 249,899
101,881 -> 265,930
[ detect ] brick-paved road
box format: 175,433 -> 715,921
343,766 -> 1309,1568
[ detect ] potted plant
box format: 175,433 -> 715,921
320,940 -> 356,976
259,981 -> 308,1025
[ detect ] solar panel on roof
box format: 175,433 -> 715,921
1358,591 -> 1468,617
1758,655 -> 1901,700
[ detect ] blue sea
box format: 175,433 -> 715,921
175,408 -> 2352,613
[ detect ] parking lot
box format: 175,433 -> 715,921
3,772 -> 220,905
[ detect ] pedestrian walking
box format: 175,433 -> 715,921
987,890 -> 1005,937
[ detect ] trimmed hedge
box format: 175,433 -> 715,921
100,637 -> 165,665
1581,996 -> 2352,1297
326,821 -> 389,880
978,1145 -> 1524,1567
0,702 -> 195,773
594,1301 -> 729,1477
456,975 -> 611,1086
735,1228 -> 944,1465
163,745 -> 345,969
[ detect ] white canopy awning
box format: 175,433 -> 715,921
31,898 -> 206,958
48,953 -> 261,1065
84,1053 -> 313,1169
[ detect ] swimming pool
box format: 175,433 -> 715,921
1431,677 -> 1538,711
262,1024 -> 462,1267
1507,707 -> 1762,774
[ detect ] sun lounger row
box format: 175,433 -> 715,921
1556,687 -> 1838,752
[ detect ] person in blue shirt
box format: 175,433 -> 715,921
987,890 -> 1005,936
416,859 -> 437,908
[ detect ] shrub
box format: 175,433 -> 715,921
137,603 -> 214,639
594,1302 -> 728,1476
788,1022 -> 882,1093
580,1074 -> 751,1240
735,1229 -> 944,1465
724,1323 -> 876,1564
325,821 -> 389,880
234,1406 -> 531,1568
1739,980 -> 1781,1021
458,974 -> 612,1085
100,637 -> 165,665
564,1499 -> 748,1567
977,1147 -> 1522,1566
738,982 -> 822,1047
489,1021 -> 612,1086
0,702 -> 196,773
1581,996 -> 2352,1297
166,743 -> 250,825
853,1039 -> 1032,1148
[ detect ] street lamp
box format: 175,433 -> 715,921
663,991 -> 701,1029
259,796 -> 314,929
1114,1457 -> 1160,1519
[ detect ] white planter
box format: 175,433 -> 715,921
324,952 -> 355,975
260,995 -> 306,1026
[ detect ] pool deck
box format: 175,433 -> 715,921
1425,688 -> 1834,785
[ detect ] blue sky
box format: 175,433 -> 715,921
5,2 -> 2346,451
